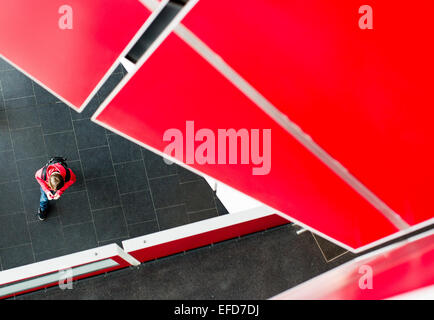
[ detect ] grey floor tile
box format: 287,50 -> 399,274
214,196 -> 229,215
21,189 -> 40,222
0,244 -> 35,270
0,181 -> 24,216
6,106 -> 40,130
112,64 -> 126,75
0,69 -> 34,100
38,103 -> 72,135
98,72 -> 124,101
156,204 -> 188,231
73,119 -> 107,150
128,220 -> 159,238
63,222 -> 97,254
21,188 -> 60,223
93,207 -> 128,242
177,166 -> 202,183
114,160 -> 148,194
0,150 -> 18,183
149,175 -> 183,209
65,160 -> 85,192
0,213 -> 30,249
3,96 -> 37,109
312,233 -> 348,262
35,248 -> 67,262
10,127 -> 46,160
44,131 -> 79,161
98,236 -> 130,248
80,146 -> 114,180
180,179 -> 215,213
0,58 -> 13,72
86,176 -> 120,210
28,217 -> 65,254
188,208 -> 218,224
108,134 -> 142,164
70,95 -> 101,120
120,190 -> 155,225
0,125 -> 12,150
84,269 -> 143,300
16,156 -> 47,191
0,110 -> 7,123
143,148 -> 177,179
57,190 -> 92,226
135,254 -> 215,300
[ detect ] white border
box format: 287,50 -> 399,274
122,205 -> 277,253
0,0 -> 168,113
91,0 -> 432,253
0,244 -> 139,286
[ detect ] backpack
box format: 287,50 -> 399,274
42,157 -> 71,183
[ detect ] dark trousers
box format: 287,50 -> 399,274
39,187 -> 49,211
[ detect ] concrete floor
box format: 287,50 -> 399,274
16,224 -> 355,300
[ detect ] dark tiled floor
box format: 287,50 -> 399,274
312,233 -> 349,262
0,57 -> 228,271
17,225 -> 356,300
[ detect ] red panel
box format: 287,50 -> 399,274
181,0 -> 434,226
95,33 -> 399,250
275,232 -> 434,300
0,0 -> 151,110
129,214 -> 289,263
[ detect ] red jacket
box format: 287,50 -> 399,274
35,163 -> 76,196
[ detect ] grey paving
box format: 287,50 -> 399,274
17,225 -> 356,300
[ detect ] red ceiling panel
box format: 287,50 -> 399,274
181,0 -> 434,226
0,0 -> 153,111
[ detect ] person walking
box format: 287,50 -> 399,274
35,157 -> 76,221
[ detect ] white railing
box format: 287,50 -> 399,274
0,244 -> 139,299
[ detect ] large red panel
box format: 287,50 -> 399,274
95,33 -> 399,250
0,0 -> 151,110
181,0 -> 434,226
273,231 -> 434,300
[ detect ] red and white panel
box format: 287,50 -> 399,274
272,230 -> 434,300
0,244 -> 139,299
93,32 -> 401,251
122,206 -> 288,263
0,0 -> 167,111
181,0 -> 434,228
